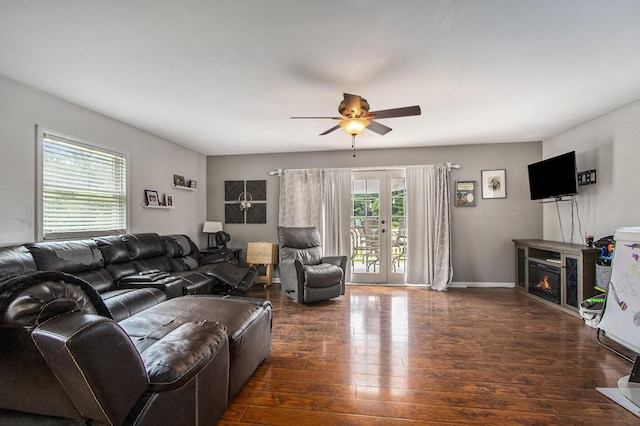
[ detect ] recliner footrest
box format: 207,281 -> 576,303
206,263 -> 257,294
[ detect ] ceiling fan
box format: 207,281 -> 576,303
291,93 -> 421,156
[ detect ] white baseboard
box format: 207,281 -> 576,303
449,281 -> 515,288
344,281 -> 515,288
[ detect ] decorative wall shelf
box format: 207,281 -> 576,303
143,204 -> 175,209
172,184 -> 196,191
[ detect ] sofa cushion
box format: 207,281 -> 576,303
94,235 -> 130,265
278,227 -> 324,265
93,236 -> 141,282
27,240 -> 104,274
169,271 -> 211,294
132,257 -> 171,273
121,233 -> 165,260
304,263 -> 344,288
0,246 -> 37,272
163,235 -> 201,271
74,268 -> 117,294
163,235 -> 192,257
168,256 -> 199,271
101,288 -> 167,322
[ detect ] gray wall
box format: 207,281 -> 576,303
542,98 -> 640,243
207,141 -> 542,284
0,75 -> 208,247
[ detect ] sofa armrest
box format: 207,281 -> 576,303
322,255 -> 347,294
32,312 -> 148,426
322,255 -> 347,271
117,276 -> 184,299
141,321 -> 229,392
278,259 -> 305,301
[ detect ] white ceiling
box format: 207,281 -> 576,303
2,1 -> 640,156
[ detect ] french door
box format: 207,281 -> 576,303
350,170 -> 407,284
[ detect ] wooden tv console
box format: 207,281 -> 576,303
513,239 -> 599,317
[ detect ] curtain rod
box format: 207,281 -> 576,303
269,163 -> 461,176
446,162 -> 461,171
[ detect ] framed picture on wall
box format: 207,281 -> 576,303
481,169 -> 507,199
455,181 -> 477,206
165,194 -> 173,207
145,190 -> 159,206
173,174 -> 186,187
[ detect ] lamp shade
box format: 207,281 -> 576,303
202,221 -> 223,233
339,118 -> 370,135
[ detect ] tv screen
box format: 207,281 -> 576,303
527,151 -> 578,200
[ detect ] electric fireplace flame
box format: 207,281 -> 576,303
536,275 -> 553,292
528,262 -> 561,305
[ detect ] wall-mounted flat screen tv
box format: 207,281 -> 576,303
527,151 -> 578,200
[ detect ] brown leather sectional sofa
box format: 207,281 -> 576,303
0,233 -> 272,425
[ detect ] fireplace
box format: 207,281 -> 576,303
528,261 -> 561,304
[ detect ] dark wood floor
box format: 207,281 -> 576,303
220,285 -> 638,425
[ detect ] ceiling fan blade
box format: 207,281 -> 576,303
291,116 -> 341,119
342,93 -> 363,117
320,124 -> 341,135
367,120 -> 392,136
367,105 -> 421,119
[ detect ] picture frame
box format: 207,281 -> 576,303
145,189 -> 159,206
455,181 -> 477,207
165,194 -> 173,207
173,174 -> 186,187
189,180 -> 197,189
481,169 -> 507,199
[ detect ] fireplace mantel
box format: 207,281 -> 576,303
513,239 -> 599,317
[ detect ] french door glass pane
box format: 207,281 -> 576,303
391,178 -> 407,274
351,179 -> 380,274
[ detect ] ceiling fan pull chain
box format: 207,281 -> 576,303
352,134 -> 357,157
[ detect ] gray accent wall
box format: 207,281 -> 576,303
207,142 -> 543,284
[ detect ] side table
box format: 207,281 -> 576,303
200,247 -> 242,263
246,242 -> 278,287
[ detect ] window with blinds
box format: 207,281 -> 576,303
42,133 -> 127,239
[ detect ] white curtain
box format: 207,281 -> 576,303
323,169 -> 352,270
278,169 -> 325,231
406,164 -> 453,290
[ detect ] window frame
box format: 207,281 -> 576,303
36,126 -> 130,241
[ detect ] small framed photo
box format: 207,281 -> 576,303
189,180 -> 197,189
145,190 -> 159,206
481,169 -> 506,199
173,174 -> 186,187
165,194 -> 173,207
455,181 -> 477,207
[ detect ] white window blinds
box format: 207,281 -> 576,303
42,133 -> 127,239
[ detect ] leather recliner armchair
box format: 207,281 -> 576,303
277,226 -> 347,303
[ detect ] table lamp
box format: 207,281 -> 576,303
202,221 -> 223,248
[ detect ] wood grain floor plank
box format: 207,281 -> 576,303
220,285 -> 638,425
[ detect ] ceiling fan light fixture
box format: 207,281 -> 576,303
339,117 -> 370,135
